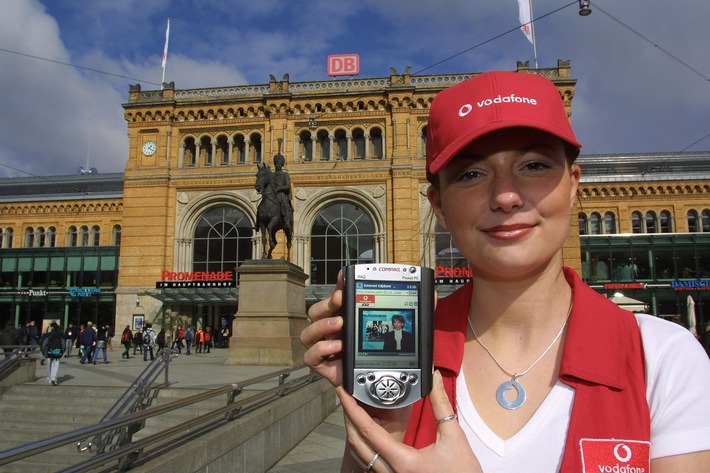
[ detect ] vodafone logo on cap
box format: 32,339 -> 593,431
458,94 -> 538,117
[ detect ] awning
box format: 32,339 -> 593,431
609,293 -> 648,312
144,287 -> 238,305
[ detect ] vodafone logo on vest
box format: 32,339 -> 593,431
580,439 -> 650,473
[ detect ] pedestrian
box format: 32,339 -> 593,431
170,325 -> 182,354
142,323 -> 156,361
203,327 -> 212,354
195,327 -> 204,354
92,324 -> 109,364
40,322 -> 64,385
1,320 -> 19,356
76,323 -> 85,359
132,329 -> 143,355
184,326 -> 194,355
27,320 -> 38,351
302,71 -> 710,471
156,328 -> 166,353
105,325 -> 115,351
64,323 -> 77,358
120,325 -> 132,359
79,322 -> 96,365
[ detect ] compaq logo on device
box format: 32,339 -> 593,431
458,94 -> 538,116
377,266 -> 402,272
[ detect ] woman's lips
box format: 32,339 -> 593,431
483,224 -> 534,240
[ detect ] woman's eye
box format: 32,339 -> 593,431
523,161 -> 552,172
459,170 -> 483,182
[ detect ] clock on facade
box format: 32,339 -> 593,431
142,141 -> 157,156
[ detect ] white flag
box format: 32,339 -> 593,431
161,18 -> 170,69
518,0 -> 533,44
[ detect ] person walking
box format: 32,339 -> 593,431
184,326 -> 194,355
1,320 -> 19,357
156,328 -> 166,353
92,325 -> 109,364
195,327 -> 204,354
64,323 -> 77,358
120,325 -> 132,359
41,322 -> 64,385
79,322 -> 96,365
142,323 -> 156,361
203,327 -> 212,354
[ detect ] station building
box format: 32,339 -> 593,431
0,60 -> 707,335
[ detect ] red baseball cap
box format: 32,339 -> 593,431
426,71 -> 582,179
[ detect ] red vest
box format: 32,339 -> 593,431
404,268 -> 651,472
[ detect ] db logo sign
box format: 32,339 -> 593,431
580,439 -> 650,473
327,54 -> 360,76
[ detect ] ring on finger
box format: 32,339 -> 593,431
436,413 -> 457,424
364,452 -> 379,471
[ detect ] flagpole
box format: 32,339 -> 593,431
528,1 -> 539,68
161,18 -> 170,89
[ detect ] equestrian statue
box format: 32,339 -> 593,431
255,152 -> 293,260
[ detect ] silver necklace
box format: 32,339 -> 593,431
467,300 -> 572,410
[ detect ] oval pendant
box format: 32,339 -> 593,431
496,379 -> 526,410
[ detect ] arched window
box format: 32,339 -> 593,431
4,228 -> 13,248
631,212 -> 643,234
192,206 -> 253,272
36,227 -> 46,247
310,202 -> 375,285
335,129 -> 348,160
184,137 -> 197,166
688,210 -> 699,232
0,229 -> 3,248
250,133 -> 262,163
299,131 -> 313,162
604,212 -> 617,234
421,125 -> 428,159
25,227 -> 35,248
79,226 -> 89,246
46,227 -> 56,247
578,213 -> 588,236
645,211 -> 658,234
660,211 -> 673,233
317,130 -> 330,160
702,209 -> 710,232
91,226 -> 101,246
112,225 -> 122,246
370,128 -> 383,158
68,226 -> 78,247
200,136 -> 212,166
590,213 -> 601,235
217,135 -> 229,165
353,128 -> 365,159
234,134 -> 246,164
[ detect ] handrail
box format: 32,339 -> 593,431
0,364 -> 319,471
0,345 -> 33,380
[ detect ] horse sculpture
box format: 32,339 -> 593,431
255,162 -> 292,260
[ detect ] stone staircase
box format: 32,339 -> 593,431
0,383 -> 231,472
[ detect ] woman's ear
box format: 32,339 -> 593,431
569,164 -> 581,207
427,185 -> 448,230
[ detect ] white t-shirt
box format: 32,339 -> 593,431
456,313 -> 710,472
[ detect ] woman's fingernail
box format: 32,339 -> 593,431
434,370 -> 443,388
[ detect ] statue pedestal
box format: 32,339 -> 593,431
225,259 -> 309,366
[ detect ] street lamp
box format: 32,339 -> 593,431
579,0 -> 592,16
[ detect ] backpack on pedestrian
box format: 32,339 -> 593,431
143,330 -> 152,345
46,332 -> 64,358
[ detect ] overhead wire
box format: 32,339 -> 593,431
0,1 -> 708,179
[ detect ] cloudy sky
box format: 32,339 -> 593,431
0,0 -> 708,178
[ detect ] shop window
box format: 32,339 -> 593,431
310,202 -> 375,285
434,222 -> 470,271
192,205 -> 253,273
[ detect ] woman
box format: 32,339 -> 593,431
301,71 -> 710,472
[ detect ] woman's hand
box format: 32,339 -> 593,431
301,271 -> 346,386
339,370 -> 483,473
